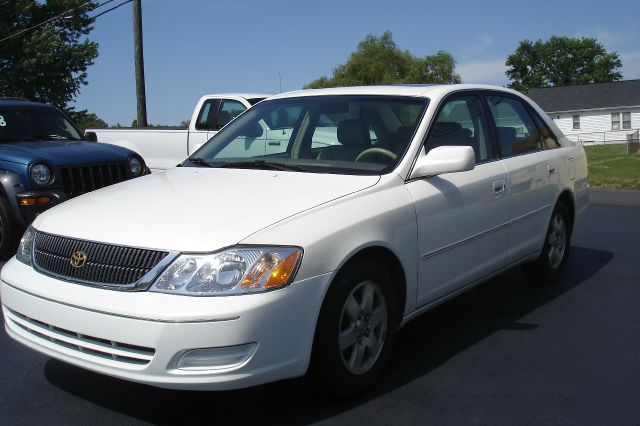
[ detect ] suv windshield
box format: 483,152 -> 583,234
188,95 -> 428,175
0,105 -> 83,142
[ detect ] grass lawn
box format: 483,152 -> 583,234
585,144 -> 640,190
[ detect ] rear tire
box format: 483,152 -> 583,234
522,202 -> 572,285
0,197 -> 20,260
310,260 -> 398,399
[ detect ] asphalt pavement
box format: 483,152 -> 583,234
1,190 -> 639,425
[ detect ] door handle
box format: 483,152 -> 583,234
493,180 -> 506,193
268,141 -> 281,146
547,164 -> 556,175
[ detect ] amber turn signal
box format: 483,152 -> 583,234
265,251 -> 302,288
19,196 -> 51,206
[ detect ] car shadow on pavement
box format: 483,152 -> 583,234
43,246 -> 612,425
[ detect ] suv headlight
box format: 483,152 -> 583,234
30,163 -> 51,185
16,226 -> 36,266
149,246 -> 302,296
129,157 -> 142,176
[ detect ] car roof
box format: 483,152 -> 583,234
202,93 -> 272,100
0,98 -> 54,108
267,84 -> 522,100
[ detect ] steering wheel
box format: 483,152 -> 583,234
355,147 -> 397,163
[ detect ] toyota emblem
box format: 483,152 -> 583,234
70,251 -> 88,268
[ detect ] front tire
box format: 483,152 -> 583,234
310,260 -> 398,398
522,202 -> 572,284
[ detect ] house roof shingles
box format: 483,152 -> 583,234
527,79 -> 640,113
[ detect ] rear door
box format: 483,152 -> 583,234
484,93 -> 559,263
406,93 -> 509,306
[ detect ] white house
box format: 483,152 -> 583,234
528,80 -> 640,145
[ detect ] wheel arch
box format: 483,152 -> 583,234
330,245 -> 408,323
0,169 -> 27,227
556,190 -> 575,233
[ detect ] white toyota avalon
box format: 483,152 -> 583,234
1,85 -> 589,397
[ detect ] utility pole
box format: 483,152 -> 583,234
132,0 -> 147,127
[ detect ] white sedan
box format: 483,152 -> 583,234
1,85 -> 589,397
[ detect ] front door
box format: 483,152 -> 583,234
405,94 -> 509,306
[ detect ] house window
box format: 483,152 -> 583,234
622,112 -> 631,130
572,115 -> 580,130
612,113 -> 620,130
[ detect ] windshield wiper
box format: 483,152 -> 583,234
219,160 -> 306,172
187,157 -> 214,168
32,134 -> 73,140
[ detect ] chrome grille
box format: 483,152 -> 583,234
60,163 -> 128,197
33,231 -> 169,288
5,308 -> 155,366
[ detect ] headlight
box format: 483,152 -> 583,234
16,226 -> 36,266
129,157 -> 142,175
30,163 -> 51,185
149,246 -> 302,296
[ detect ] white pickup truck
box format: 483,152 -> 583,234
86,93 -> 270,172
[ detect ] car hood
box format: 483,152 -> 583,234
0,140 -> 131,165
33,167 -> 380,252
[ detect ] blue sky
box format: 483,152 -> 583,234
73,0 -> 640,125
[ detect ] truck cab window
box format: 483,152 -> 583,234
195,99 -> 220,130
217,100 -> 247,129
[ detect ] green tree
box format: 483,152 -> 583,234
69,110 -> 107,131
0,0 -> 99,110
305,31 -> 461,88
506,36 -> 623,93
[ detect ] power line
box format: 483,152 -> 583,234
0,0 -> 121,44
90,0 -> 133,20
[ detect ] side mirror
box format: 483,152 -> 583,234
410,145 -> 475,179
85,131 -> 98,142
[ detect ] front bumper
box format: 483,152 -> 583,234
1,258 -> 332,390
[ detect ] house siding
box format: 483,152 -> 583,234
550,107 -> 640,144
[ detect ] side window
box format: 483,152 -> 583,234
486,95 -> 542,156
217,100 -> 247,129
531,109 -> 561,149
194,99 -> 219,130
425,95 -> 494,163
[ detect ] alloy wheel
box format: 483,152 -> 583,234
338,280 -> 388,375
547,212 -> 567,269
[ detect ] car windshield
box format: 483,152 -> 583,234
0,105 -> 83,142
187,95 -> 429,175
